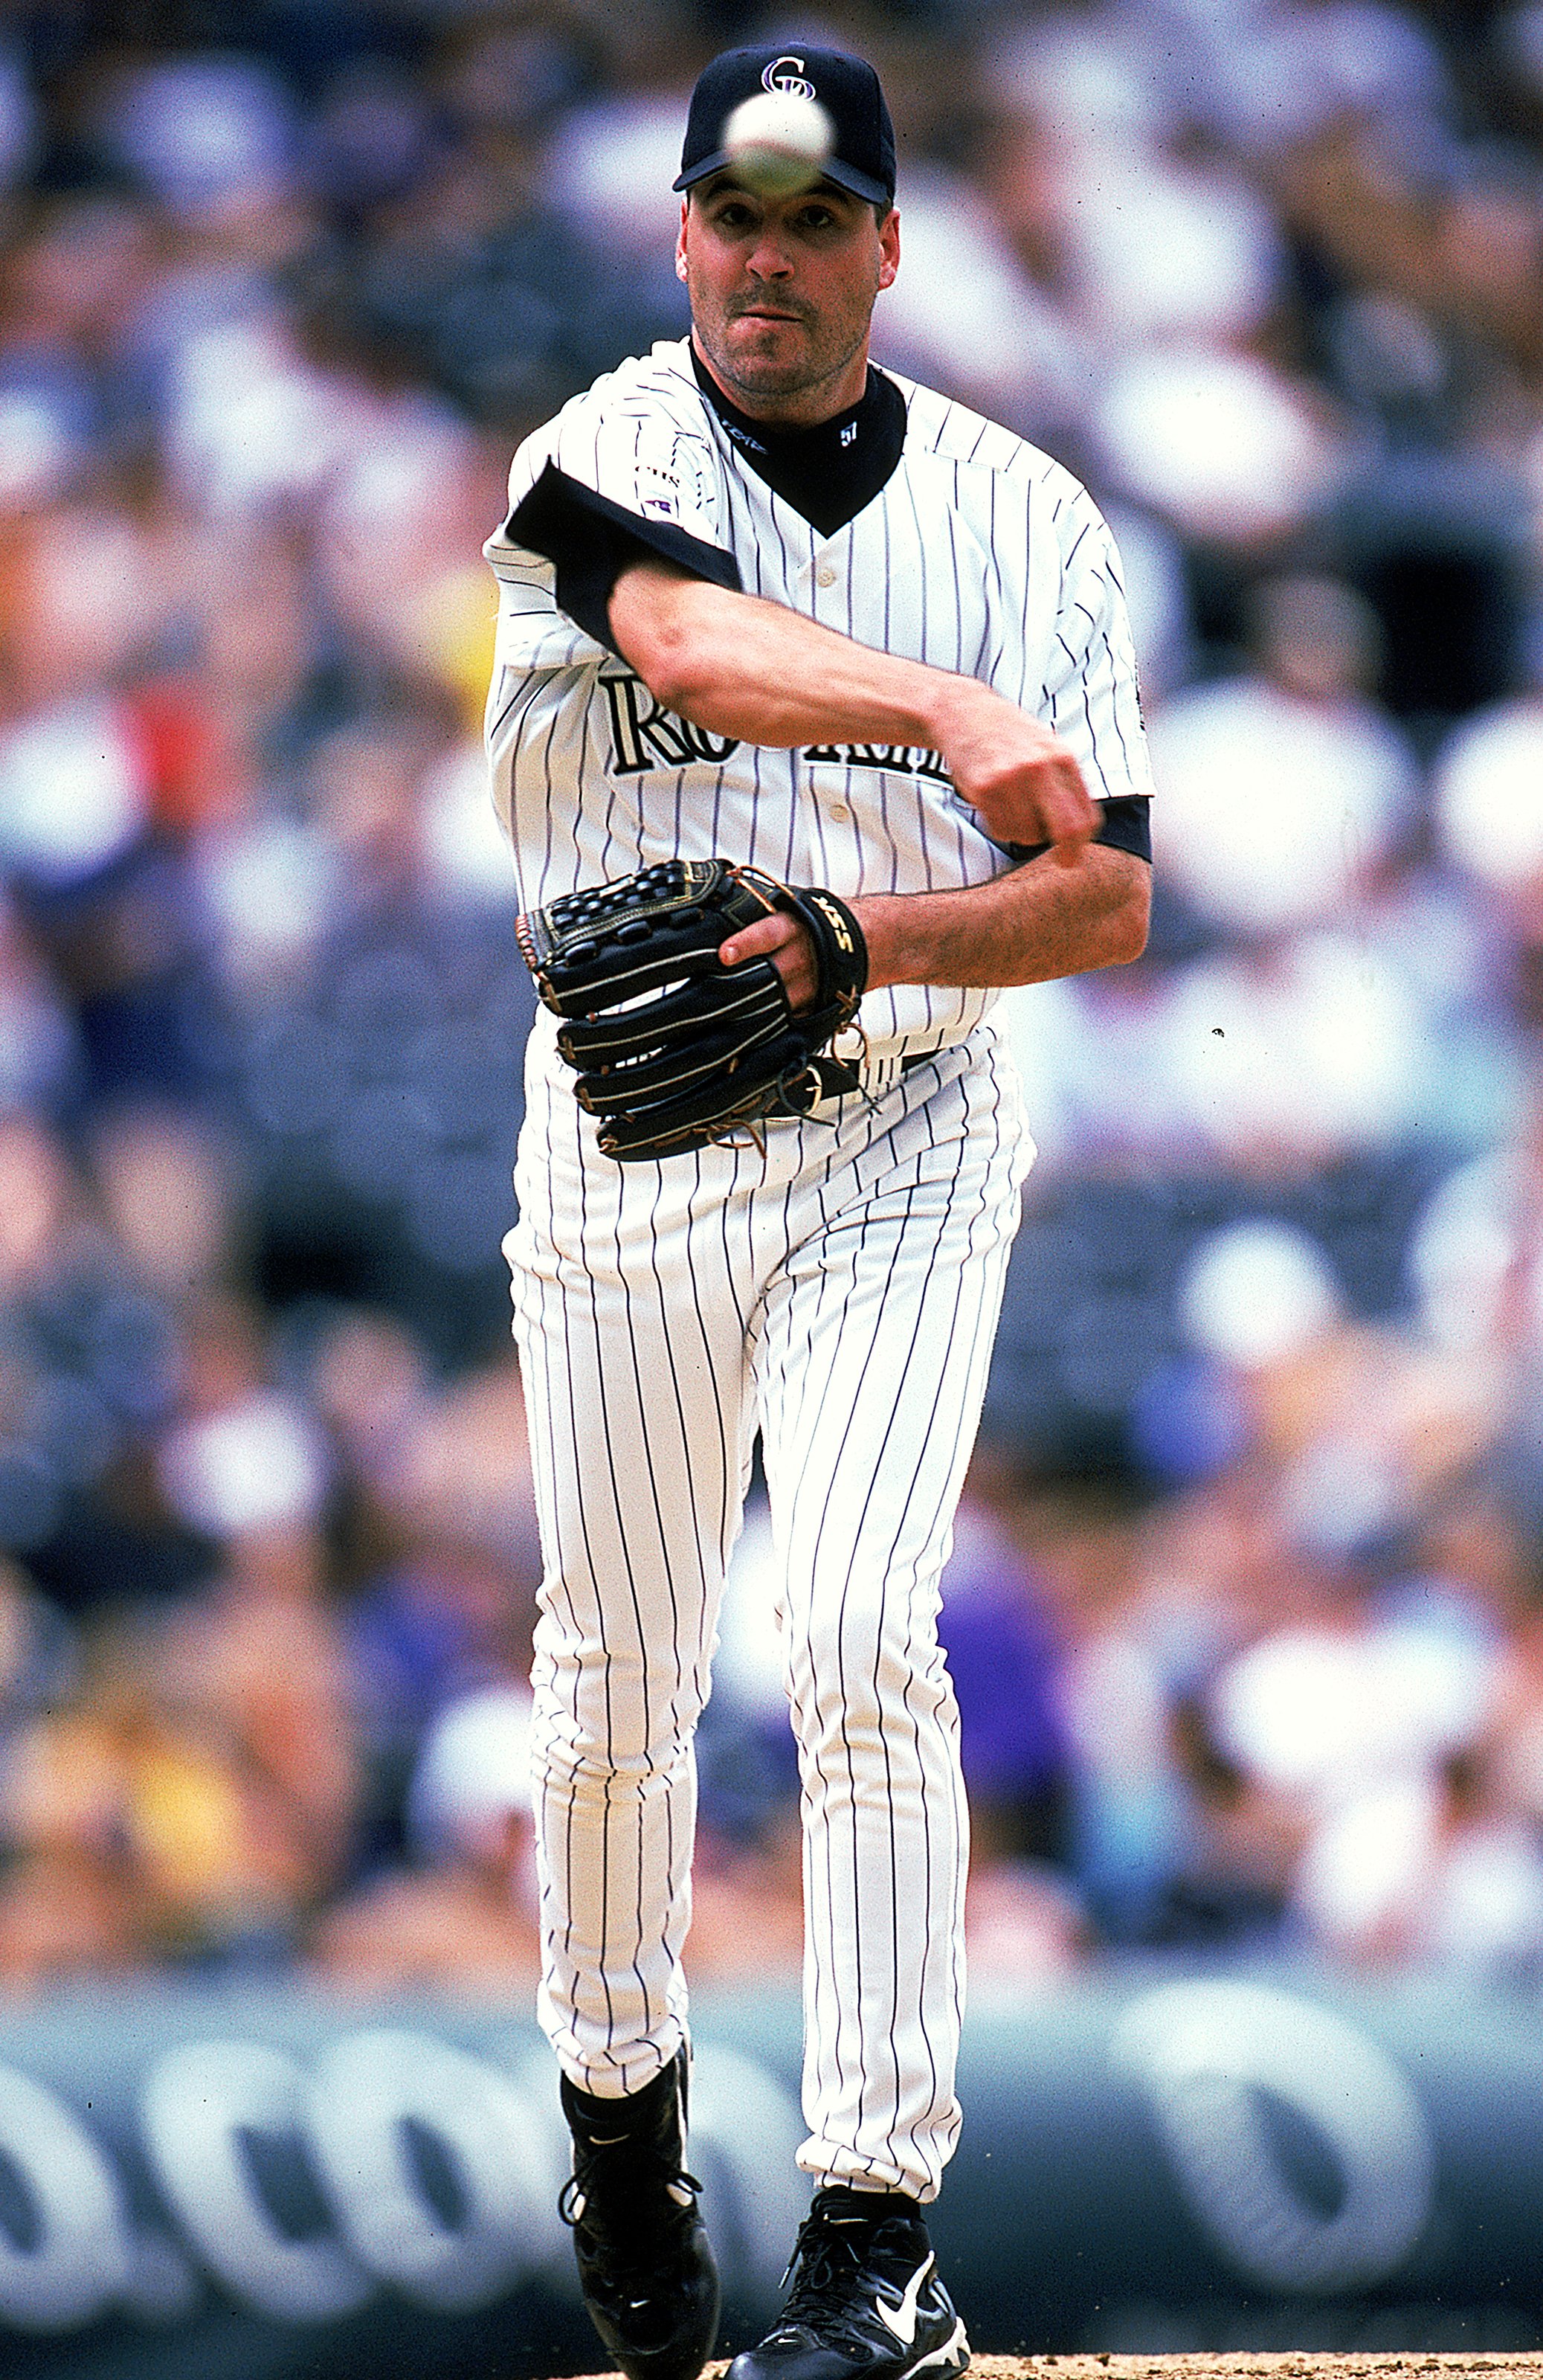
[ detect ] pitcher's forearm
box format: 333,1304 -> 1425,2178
854,846 -> 1149,991
719,844 -> 1150,1008
607,559 -> 1098,857
610,564 -> 964,749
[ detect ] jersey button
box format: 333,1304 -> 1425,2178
828,802 -> 851,822
816,564 -> 837,588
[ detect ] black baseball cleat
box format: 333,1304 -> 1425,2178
558,2048 -> 721,2380
728,2187 -> 970,2380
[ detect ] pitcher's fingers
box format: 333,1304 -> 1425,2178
1041,761 -> 1098,863
719,912 -> 799,969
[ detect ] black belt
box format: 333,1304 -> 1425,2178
810,1048 -> 938,1101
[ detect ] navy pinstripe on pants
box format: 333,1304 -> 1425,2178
506,1022 -> 1032,2203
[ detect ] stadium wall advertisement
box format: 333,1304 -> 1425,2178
0,1972 -> 1538,2372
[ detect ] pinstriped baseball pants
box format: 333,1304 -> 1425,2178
506,1020 -> 1032,2202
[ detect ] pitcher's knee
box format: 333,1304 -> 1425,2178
785,1595 -> 957,1766
534,1630 -> 712,1766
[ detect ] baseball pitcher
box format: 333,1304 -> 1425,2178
483,42 -> 1154,2380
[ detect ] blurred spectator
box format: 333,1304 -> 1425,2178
335,1350 -> 539,1865
1432,689 -> 1543,1029
1092,350 -> 1349,548
0,1554 -> 74,1726
309,1682 -> 541,1995
963,1858 -> 1088,1987
0,0 -> 1531,1994
1150,576 -> 1413,939
158,1519 -> 358,1902
686,1813 -> 806,1988
936,1495 -> 1070,1863
1292,1746 -> 1543,1975
0,1591 -> 334,1978
91,1105 -> 246,1306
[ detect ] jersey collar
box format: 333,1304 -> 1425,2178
689,342 -> 906,538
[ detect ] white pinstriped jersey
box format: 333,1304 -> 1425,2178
483,336 -> 1153,1063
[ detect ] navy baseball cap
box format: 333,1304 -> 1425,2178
674,45 -> 896,207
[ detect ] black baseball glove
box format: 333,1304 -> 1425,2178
516,859 -> 869,1160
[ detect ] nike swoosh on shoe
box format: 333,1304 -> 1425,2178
910,2316 -> 970,2376
874,2254 -> 935,2347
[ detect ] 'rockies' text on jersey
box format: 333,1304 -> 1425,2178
484,338 -> 1153,1062
600,666 -> 953,788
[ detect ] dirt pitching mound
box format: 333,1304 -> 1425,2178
966,2358 -> 1543,2379
568,2359 -> 1543,2380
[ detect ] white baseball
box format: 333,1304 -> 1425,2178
721,91 -> 834,198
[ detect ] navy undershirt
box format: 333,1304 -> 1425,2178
689,343 -> 908,537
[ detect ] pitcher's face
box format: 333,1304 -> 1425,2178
679,177 -> 899,425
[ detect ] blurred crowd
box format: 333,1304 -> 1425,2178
0,0 -> 1539,1997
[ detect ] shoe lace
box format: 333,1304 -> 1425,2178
558,2142 -> 705,2283
779,2203 -> 899,2332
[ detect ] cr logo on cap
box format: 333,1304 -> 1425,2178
761,54 -> 816,100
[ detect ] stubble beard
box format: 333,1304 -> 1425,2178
691,282 -> 877,423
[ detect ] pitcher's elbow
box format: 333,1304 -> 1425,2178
1112,877 -> 1151,964
607,569 -> 709,713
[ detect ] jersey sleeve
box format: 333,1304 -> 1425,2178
1041,483 -> 1156,840
491,382 -> 740,657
